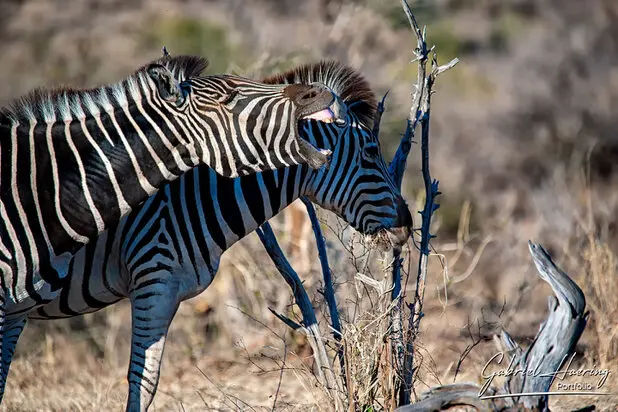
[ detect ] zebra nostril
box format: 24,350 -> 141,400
302,90 -> 318,101
284,84 -> 328,106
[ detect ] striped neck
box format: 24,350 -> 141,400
207,164 -> 311,253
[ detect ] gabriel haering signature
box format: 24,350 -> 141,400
479,351 -> 612,399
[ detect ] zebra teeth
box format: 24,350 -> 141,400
302,108 -> 335,123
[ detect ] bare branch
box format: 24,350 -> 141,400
387,2 -> 432,405
300,197 -> 346,383
388,2 -> 458,187
372,91 -> 390,141
435,58 -> 460,76
387,0 -> 429,187
394,383 -> 501,412
453,319 -> 484,382
256,223 -> 344,409
392,1 -> 451,406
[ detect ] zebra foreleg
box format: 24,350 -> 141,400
0,317 -> 27,402
126,278 -> 179,412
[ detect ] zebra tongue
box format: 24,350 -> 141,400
297,138 -> 332,169
302,108 -> 335,123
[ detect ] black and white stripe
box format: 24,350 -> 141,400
0,62 -> 412,411
0,55 -> 340,325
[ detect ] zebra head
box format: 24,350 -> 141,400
264,62 -> 412,249
145,55 -> 347,178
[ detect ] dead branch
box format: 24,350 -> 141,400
496,241 -> 589,411
387,0 -> 458,406
256,223 -> 344,410
387,0 -> 429,187
396,241 -> 590,411
394,383 -> 501,412
383,0 -> 429,398
453,319 -> 484,382
300,197 -> 346,381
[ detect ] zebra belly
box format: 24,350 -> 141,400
30,294 -> 125,319
32,230 -> 131,319
6,280 -> 59,321
3,255 -> 71,319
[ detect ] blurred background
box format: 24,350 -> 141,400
1,0 -> 617,410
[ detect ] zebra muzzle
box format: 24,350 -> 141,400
295,91 -> 350,169
287,82 -> 347,124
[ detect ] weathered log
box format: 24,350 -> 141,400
396,241 -> 589,412
498,241 -> 589,410
394,383 -> 503,412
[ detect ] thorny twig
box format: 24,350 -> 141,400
252,1 -> 458,408
256,223 -> 344,410
453,319 -> 484,382
384,1 -> 432,402
388,0 -> 459,406
300,197 -> 347,387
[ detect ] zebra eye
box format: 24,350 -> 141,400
363,144 -> 379,159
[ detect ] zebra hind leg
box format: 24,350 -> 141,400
126,276 -> 179,412
0,317 -> 27,402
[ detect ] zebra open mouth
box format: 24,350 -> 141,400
295,96 -> 348,169
302,108 -> 338,123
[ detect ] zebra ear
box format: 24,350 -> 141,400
147,64 -> 184,106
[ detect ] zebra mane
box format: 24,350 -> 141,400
140,55 -> 209,83
262,61 -> 377,128
0,55 -> 208,125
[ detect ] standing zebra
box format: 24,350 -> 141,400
0,54 -> 344,338
1,61 -> 412,411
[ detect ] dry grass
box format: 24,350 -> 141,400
6,289 -> 327,411
4,194 -> 617,411
581,235 -> 618,368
